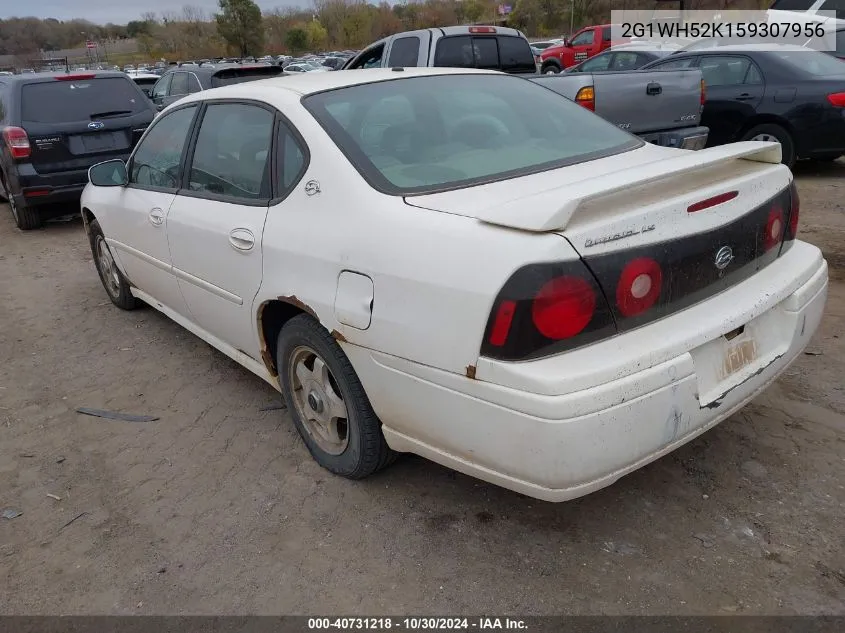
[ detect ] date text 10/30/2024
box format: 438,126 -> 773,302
307,618 -> 528,630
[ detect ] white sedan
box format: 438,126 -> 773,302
81,68 -> 828,502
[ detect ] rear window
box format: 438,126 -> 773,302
771,49 -> 845,74
303,74 -> 639,195
435,36 -> 536,73
21,77 -> 146,124
210,66 -> 282,87
769,0 -> 817,10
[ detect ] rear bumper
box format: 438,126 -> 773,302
12,162 -> 112,209
346,241 -> 827,502
15,183 -> 86,208
640,126 -> 709,150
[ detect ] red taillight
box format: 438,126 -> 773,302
763,205 -> 784,252
700,79 -> 706,106
55,73 -> 96,81
616,257 -> 663,318
24,189 -> 50,197
3,126 -> 30,159
575,86 -> 595,111
787,181 -> 800,239
827,92 -> 845,107
531,276 -> 596,340
469,26 -> 496,34
687,191 -> 738,213
488,300 -> 516,347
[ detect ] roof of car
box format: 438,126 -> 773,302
182,67 -> 501,100
0,70 -> 128,84
673,43 -> 815,55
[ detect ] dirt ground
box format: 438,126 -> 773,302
1,162 -> 844,616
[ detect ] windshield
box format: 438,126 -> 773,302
303,74 -> 640,195
771,49 -> 845,74
21,77 -> 146,123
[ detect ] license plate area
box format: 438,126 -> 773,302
81,132 -> 118,151
690,309 -> 791,407
68,131 -> 129,155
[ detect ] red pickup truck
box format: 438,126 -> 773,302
539,24 -> 626,74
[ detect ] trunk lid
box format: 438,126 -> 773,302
20,75 -> 154,175
407,141 -> 795,336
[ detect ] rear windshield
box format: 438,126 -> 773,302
210,66 -> 282,87
434,36 -> 537,73
771,49 -> 845,74
21,77 -> 146,123
303,74 -> 640,195
769,0 -> 818,10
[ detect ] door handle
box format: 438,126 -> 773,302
229,228 -> 255,252
149,207 -> 164,226
735,93 -> 756,101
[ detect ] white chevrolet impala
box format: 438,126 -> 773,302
81,68 -> 828,502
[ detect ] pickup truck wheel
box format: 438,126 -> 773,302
741,124 -> 795,168
277,314 -> 396,479
542,65 -> 560,75
1,172 -> 41,230
89,219 -> 136,310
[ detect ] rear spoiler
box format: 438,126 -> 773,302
471,142 -> 782,232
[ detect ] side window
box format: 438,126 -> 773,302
837,29 -> 845,57
580,53 -> 612,72
602,27 -> 612,42
152,74 -> 172,98
611,52 -> 641,71
387,36 -> 421,67
434,36 -> 474,68
350,44 -> 385,70
745,62 -> 764,85
170,72 -> 189,96
187,102 -> 274,201
570,29 -> 594,47
276,123 -> 307,194
188,74 -> 202,94
699,55 -> 751,87
650,56 -> 698,70
129,105 -> 197,189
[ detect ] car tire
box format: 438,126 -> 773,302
542,64 -> 560,75
277,314 -> 396,479
740,123 -> 796,168
88,218 -> 136,310
1,172 -> 41,230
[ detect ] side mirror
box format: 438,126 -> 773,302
89,159 -> 128,187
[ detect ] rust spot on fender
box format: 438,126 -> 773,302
260,348 -> 277,377
278,295 -> 318,320
331,329 -> 348,343
255,301 -> 278,377
466,365 -> 477,380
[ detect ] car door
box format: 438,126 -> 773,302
165,100 -> 280,356
569,28 -> 596,65
102,103 -> 199,316
150,73 -> 172,111
697,54 -> 765,146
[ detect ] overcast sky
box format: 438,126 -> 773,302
0,0 -> 310,24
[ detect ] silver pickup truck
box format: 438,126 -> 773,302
529,69 -> 709,150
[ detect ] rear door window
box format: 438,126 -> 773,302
170,72 -> 190,96
21,77 -> 146,123
387,36 -> 421,67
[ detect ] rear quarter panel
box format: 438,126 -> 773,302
256,96 -> 581,376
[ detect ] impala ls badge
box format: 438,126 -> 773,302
304,180 -> 321,196
88,121 -> 104,130
714,245 -> 734,270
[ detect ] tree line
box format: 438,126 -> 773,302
0,0 -> 771,59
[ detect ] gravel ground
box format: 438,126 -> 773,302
1,161 -> 844,615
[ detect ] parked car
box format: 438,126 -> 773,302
539,24 -> 624,74
128,71 -> 161,98
0,71 -> 155,229
530,65 -> 709,150
563,44 -> 679,73
80,67 -> 826,502
344,25 -> 537,75
642,45 -> 845,165
321,56 -> 348,70
149,64 -> 283,111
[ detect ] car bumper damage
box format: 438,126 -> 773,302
345,240 -> 828,502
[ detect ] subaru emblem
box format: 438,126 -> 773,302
714,246 -> 734,270
88,121 -> 104,130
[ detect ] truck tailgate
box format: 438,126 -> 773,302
593,68 -> 702,134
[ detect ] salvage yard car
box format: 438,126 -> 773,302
80,68 -> 828,502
